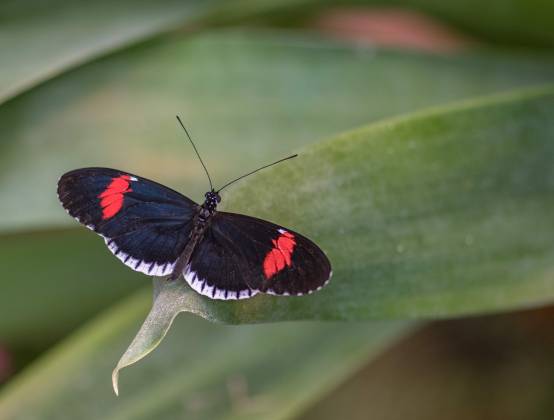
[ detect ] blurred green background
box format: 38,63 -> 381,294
1,1 -> 554,419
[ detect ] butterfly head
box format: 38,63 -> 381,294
203,191 -> 221,212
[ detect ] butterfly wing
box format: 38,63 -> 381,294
183,225 -> 260,300
57,168 -> 197,276
183,212 -> 331,299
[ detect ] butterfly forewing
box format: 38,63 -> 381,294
185,212 -> 332,299
57,168 -> 197,276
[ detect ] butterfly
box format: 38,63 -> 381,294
57,117 -> 332,300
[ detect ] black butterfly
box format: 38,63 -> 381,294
57,117 -> 332,300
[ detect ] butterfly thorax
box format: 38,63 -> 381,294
169,207 -> 213,280
202,191 -> 221,213
168,192 -> 221,280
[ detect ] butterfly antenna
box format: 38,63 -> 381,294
216,154 -> 298,193
176,116 -> 213,191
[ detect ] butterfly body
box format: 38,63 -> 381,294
58,167 -> 331,301
168,192 -> 218,281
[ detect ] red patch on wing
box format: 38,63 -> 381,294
98,175 -> 132,219
263,231 -> 296,279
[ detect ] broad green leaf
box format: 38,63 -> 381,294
0,0 -> 212,103
113,87 -> 554,378
3,33 -> 554,232
0,289 -> 411,419
219,88 -> 554,321
0,0 -> 313,105
3,33 -> 554,349
3,0 -> 552,108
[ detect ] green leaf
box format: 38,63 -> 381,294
0,0 -> 313,105
220,87 -> 554,320
4,0 -> 552,107
0,0 -> 207,104
112,87 -> 554,381
3,33 -> 554,233
150,87 -> 554,321
111,280 -> 182,396
3,32 -> 554,350
0,290 -> 411,419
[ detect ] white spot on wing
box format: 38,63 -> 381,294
183,266 -> 257,300
103,237 -> 175,276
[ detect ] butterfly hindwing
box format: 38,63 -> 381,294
57,168 -> 197,276
185,212 -> 331,299
184,226 -> 259,300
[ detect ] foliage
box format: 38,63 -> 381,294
0,1 -> 553,419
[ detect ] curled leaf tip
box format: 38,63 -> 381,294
111,278 -> 193,394
111,368 -> 120,396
